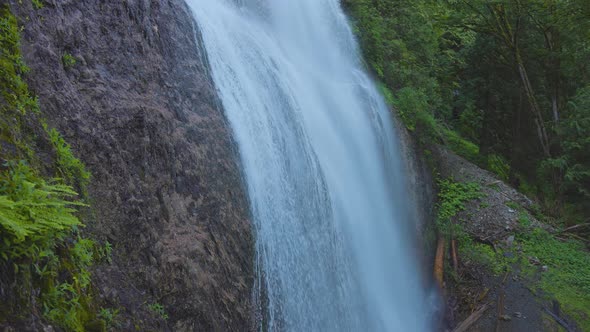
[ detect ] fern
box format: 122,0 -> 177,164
0,161 -> 86,260
0,7 -> 105,330
45,126 -> 91,190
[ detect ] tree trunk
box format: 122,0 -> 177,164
515,51 -> 552,158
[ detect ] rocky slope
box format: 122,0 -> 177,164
8,0 -> 253,330
434,146 -> 586,331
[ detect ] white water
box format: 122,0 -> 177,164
186,1 -> 428,330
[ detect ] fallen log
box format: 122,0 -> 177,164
496,291 -> 505,332
559,223 -> 590,233
544,307 -> 574,332
451,239 -> 459,274
434,236 -> 445,290
452,303 -> 490,332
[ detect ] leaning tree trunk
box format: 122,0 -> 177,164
515,52 -> 552,158
487,3 -> 552,158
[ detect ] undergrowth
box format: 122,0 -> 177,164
458,238 -> 512,276
0,161 -> 85,260
148,303 -> 169,320
0,6 -> 112,330
442,129 -> 479,164
518,228 -> 590,330
44,124 -> 91,190
436,178 -> 483,237
436,179 -> 512,275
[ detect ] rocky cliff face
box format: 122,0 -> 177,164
393,117 -> 437,273
9,0 -> 253,330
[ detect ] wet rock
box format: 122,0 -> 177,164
529,256 -> 541,265
392,113 -> 436,274
9,0 -> 254,330
505,235 -> 515,247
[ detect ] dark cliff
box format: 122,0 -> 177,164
7,0 -> 253,330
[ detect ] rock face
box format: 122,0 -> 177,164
393,117 -> 437,272
433,145 -> 548,242
10,0 -> 253,330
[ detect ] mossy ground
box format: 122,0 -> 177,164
437,178 -> 590,330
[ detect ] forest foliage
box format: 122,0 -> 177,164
343,0 -> 590,228
343,0 -> 590,327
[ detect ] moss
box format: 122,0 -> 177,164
436,178 -> 483,236
518,228 -> 590,330
0,6 -> 106,330
459,238 -> 512,276
147,303 -> 169,320
31,0 -> 44,10
443,129 -> 480,164
505,201 -> 519,210
62,53 -> 76,68
517,211 -> 532,228
456,198 -> 590,330
0,6 -> 39,162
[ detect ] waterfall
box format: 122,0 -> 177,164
186,0 -> 428,330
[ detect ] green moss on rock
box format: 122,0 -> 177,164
0,5 -> 107,330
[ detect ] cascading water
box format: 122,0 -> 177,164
186,0 -> 428,330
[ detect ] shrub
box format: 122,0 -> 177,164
443,129 -> 480,164
393,87 -> 429,131
487,154 -> 510,181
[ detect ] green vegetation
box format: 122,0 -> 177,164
435,178 -> 483,236
487,154 -> 511,182
460,239 -> 512,276
343,0 -> 590,228
31,0 -> 43,10
519,228 -> 590,330
344,1 -> 590,327
148,303 -> 169,320
442,129 -> 479,164
0,161 -> 85,260
0,6 -> 39,160
434,177 -> 590,326
99,307 -> 120,328
42,239 -> 96,331
0,6 -> 110,330
435,178 -> 511,274
45,125 -> 91,190
62,53 -> 77,68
